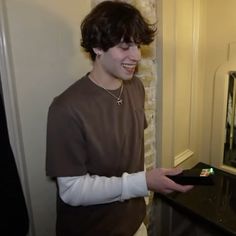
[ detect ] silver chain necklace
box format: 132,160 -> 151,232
89,75 -> 124,105
102,83 -> 123,105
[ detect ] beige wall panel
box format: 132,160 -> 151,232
174,0 -> 193,155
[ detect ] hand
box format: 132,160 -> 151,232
145,167 -> 193,194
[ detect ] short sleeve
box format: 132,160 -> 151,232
46,101 -> 87,177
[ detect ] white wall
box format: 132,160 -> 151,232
198,0 -> 236,164
4,1 -> 91,235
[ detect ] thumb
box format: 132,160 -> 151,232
164,168 -> 183,176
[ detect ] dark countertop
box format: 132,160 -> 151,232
149,162 -> 236,236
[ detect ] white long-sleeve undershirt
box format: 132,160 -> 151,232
57,171 -> 148,206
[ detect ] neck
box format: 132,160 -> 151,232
89,68 -> 122,90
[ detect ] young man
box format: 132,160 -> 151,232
46,1 -> 192,235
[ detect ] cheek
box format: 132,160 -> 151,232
108,50 -> 126,61
102,54 -> 122,68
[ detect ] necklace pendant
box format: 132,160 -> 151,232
117,98 -> 123,105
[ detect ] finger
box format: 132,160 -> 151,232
182,185 -> 194,192
162,189 -> 174,194
163,168 -> 183,176
175,184 -> 194,193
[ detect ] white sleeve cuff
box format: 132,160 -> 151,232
121,171 -> 148,200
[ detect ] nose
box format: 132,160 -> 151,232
129,45 -> 141,61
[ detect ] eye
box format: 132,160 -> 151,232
118,42 -> 141,51
118,43 -> 130,50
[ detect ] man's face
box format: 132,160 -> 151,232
99,42 -> 141,81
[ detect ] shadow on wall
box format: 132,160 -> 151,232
3,1 -> 90,235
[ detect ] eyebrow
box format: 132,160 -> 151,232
118,41 -> 138,47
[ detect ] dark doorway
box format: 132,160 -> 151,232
0,77 -> 29,236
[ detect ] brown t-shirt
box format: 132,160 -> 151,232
46,75 -> 147,236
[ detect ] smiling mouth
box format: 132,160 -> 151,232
122,63 -> 136,73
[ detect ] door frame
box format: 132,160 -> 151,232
0,1 -> 34,235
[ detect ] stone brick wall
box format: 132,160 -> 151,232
128,0 -> 157,226
132,0 -> 157,174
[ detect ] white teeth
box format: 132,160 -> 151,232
122,63 -> 136,69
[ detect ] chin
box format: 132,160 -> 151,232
121,74 -> 134,80
120,77 -> 133,81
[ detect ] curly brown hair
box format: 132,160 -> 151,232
80,1 -> 156,61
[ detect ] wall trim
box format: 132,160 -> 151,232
0,1 -> 34,235
174,149 -> 194,166
188,0 -> 200,149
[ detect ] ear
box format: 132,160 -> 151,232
92,48 -> 103,57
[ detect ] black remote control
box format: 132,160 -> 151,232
167,168 -> 214,185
